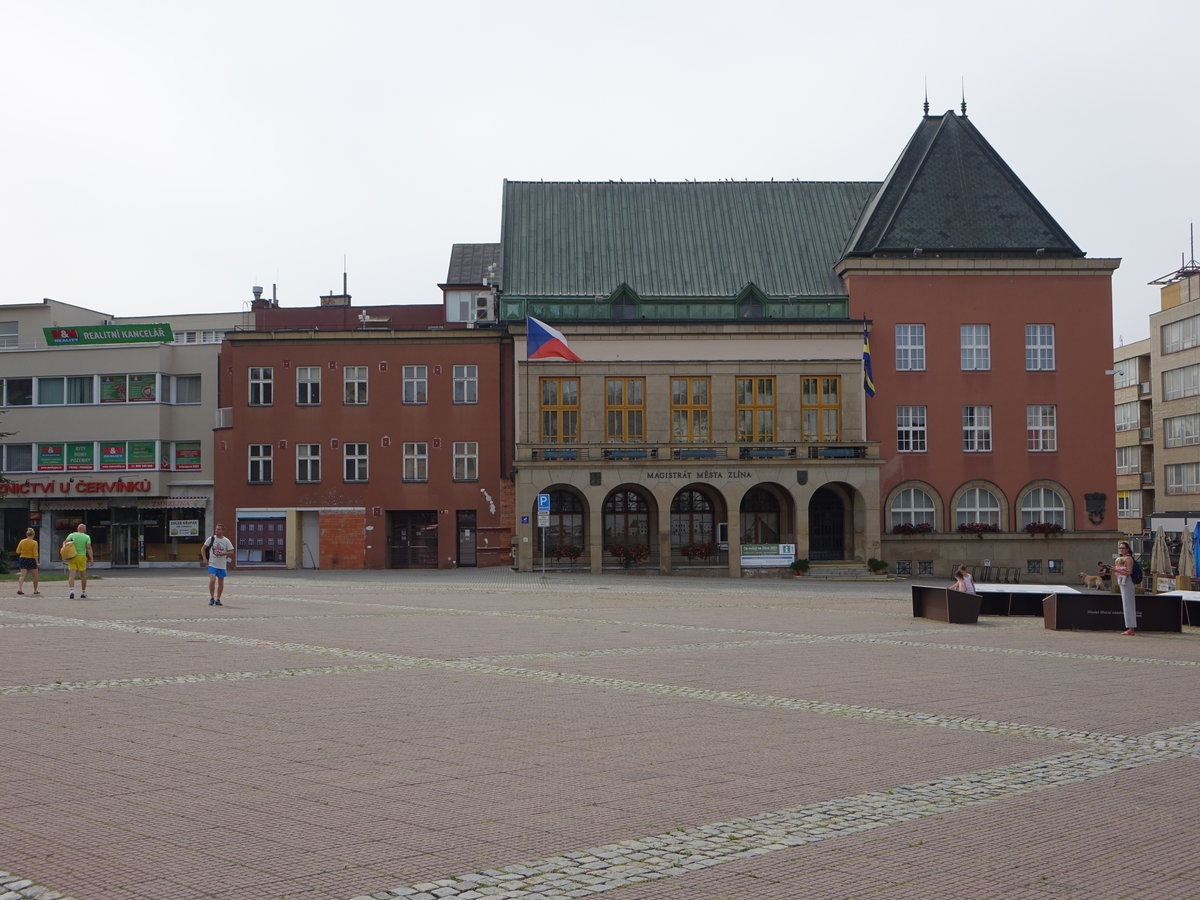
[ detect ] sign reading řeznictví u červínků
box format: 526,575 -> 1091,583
44,323 -> 174,345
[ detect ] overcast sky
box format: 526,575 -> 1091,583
4,0 -> 1197,343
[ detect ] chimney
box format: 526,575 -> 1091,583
251,285 -> 270,310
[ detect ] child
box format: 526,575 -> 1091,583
950,565 -> 978,595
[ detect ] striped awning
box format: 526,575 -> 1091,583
143,497 -> 209,508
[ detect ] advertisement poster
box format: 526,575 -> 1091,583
127,373 -> 156,402
37,444 -> 65,471
100,375 -> 128,403
740,543 -> 796,567
169,519 -> 200,537
174,441 -> 201,471
128,441 -> 157,469
66,442 -> 95,471
100,442 -> 127,470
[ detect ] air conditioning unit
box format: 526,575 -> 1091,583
474,292 -> 496,322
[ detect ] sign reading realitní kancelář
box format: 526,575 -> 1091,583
44,323 -> 174,345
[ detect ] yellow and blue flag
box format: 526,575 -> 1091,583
862,320 -> 876,398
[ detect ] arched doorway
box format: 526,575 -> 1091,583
808,487 -> 845,560
670,487 -> 722,565
539,488 -> 585,566
739,486 -> 784,543
603,488 -> 653,568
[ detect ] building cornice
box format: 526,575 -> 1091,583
835,257 -> 1121,277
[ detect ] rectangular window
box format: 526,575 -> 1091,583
1115,400 -> 1140,432
67,375 -> 94,404
1164,413 -> 1200,448
895,324 -> 926,371
1117,490 -> 1142,518
0,321 -> 16,348
173,375 -> 201,404
3,377 -> 32,406
453,365 -> 478,404
962,405 -> 992,452
403,442 -> 428,481
896,406 -> 927,452
801,376 -> 841,441
540,377 -> 580,443
403,365 -> 427,404
671,376 -> 710,442
453,441 -> 478,481
249,367 -> 273,406
1025,324 -> 1055,371
1112,360 -> 1137,389
248,444 -> 272,483
1163,363 -> 1200,401
1,443 -> 33,472
736,376 -> 776,442
1027,405 -> 1057,452
1165,462 -> 1200,495
127,373 -> 157,402
343,442 -> 368,482
297,367 -> 321,405
37,377 -> 65,405
343,366 -> 368,405
1162,314 -> 1200,354
1115,445 -> 1141,475
960,324 -> 990,371
296,443 -> 320,482
605,377 -> 645,443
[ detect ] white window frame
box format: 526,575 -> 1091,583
453,441 -> 479,481
403,365 -> 428,404
1020,487 -> 1066,528
403,441 -> 428,482
1117,490 -> 1142,519
955,487 -> 1001,528
890,487 -> 935,528
1115,401 -> 1140,432
1162,314 -> 1200,355
0,321 -> 17,348
1163,363 -> 1200,401
343,442 -> 368,482
896,406 -> 927,453
173,374 -> 201,404
1025,324 -> 1055,371
895,324 -> 926,371
296,443 -> 321,483
1,443 -> 33,472
1026,405 -> 1057,452
249,367 -> 273,406
1112,360 -> 1137,389
248,444 -> 272,483
1115,445 -> 1140,475
453,365 -> 478,404
962,405 -> 992,452
1164,413 -> 1200,448
960,324 -> 991,371
343,366 -> 368,405
1166,462 -> 1200,495
297,367 -> 321,406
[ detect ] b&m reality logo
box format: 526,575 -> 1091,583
51,329 -> 80,343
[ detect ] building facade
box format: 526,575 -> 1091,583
213,293 -> 515,569
0,299 -> 243,565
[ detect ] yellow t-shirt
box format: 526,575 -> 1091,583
16,538 -> 38,559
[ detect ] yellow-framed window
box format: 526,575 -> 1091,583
605,377 -> 645,442
801,376 -> 841,441
736,376 -> 776,442
540,377 -> 580,443
671,376 -> 710,442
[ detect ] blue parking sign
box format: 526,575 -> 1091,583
537,493 -> 550,512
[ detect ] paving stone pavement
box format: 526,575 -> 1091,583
3,569 -> 1199,900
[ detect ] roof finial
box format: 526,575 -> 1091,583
960,78 -> 968,116
923,78 -> 929,115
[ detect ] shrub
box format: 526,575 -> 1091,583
606,542 -> 650,567
681,540 -> 717,560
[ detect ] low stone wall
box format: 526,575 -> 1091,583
881,532 -> 1122,584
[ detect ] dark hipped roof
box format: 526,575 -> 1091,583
501,180 -> 879,298
845,111 -> 1083,257
444,243 -> 502,286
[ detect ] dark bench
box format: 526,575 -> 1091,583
1043,593 -> 1183,632
912,585 -> 981,624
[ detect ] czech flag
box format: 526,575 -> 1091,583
527,316 -> 582,362
862,320 -> 876,398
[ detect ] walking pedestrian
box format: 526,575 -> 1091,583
15,527 -> 40,595
201,523 -> 235,606
62,523 -> 94,599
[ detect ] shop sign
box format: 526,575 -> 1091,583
44,323 -> 174,346
100,443 -> 127,469
169,519 -> 200,537
66,442 -> 95,470
0,478 -> 154,495
99,375 -> 128,403
174,441 -> 201,471
741,543 -> 796,567
37,444 -> 65,471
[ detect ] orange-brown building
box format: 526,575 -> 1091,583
213,290 -> 514,569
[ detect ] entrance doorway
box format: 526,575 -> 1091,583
110,523 -> 137,567
389,510 -> 438,568
456,510 -> 477,567
808,487 -> 845,560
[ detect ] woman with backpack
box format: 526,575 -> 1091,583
1113,541 -> 1138,635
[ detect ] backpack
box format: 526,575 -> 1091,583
199,535 -> 214,561
1130,559 -> 1143,585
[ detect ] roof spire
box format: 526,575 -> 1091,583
923,78 -> 929,115
960,78 -> 968,116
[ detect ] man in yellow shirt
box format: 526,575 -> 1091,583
15,527 -> 40,595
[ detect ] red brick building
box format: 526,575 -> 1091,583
213,291 -> 514,569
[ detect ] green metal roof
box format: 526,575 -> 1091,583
501,180 -> 880,300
